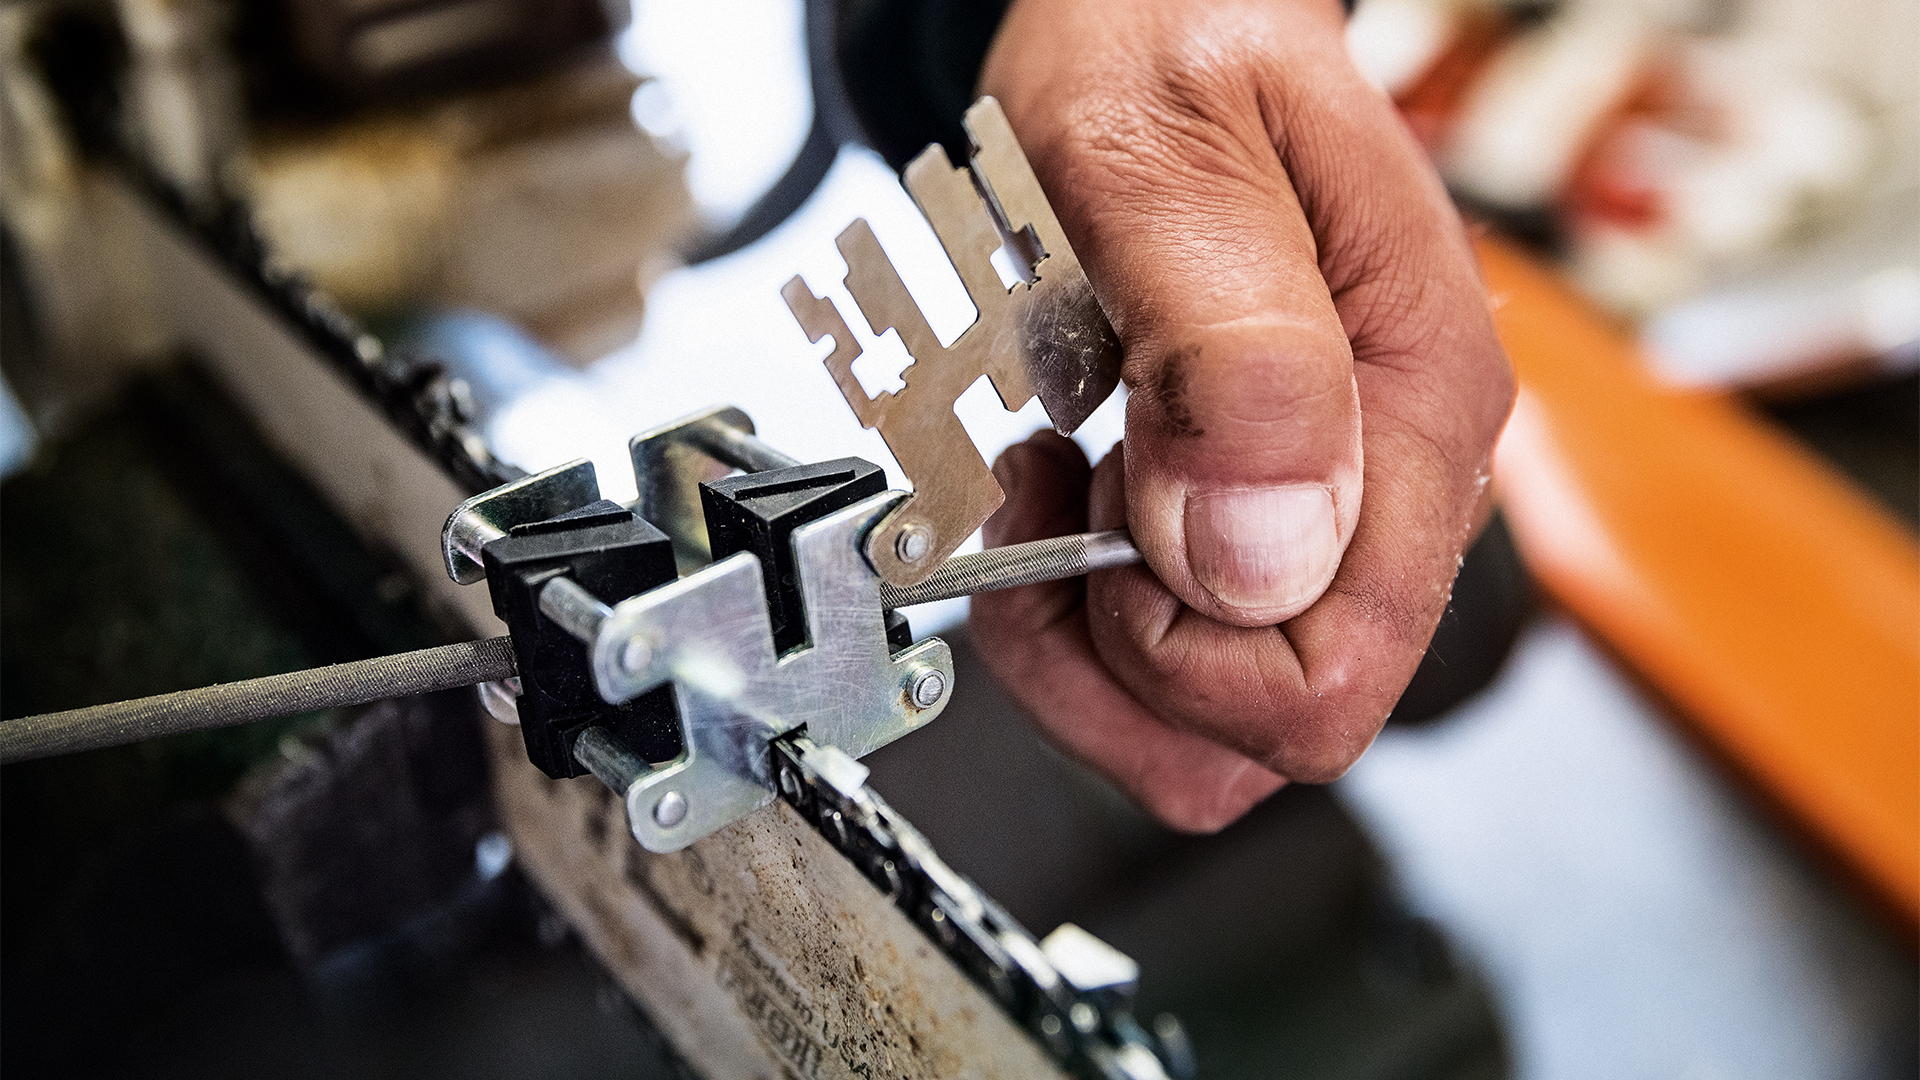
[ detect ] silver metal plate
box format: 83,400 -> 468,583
784,96 -> 1121,587
442,458 -> 600,585
629,405 -> 792,572
586,491 -> 954,852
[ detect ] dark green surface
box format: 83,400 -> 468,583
1,365 -> 456,952
0,367 -> 678,1079
1,402 -> 333,715
2,379 -> 340,960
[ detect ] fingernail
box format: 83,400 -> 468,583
1184,485 -> 1339,619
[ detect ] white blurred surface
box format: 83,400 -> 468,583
620,0 -> 813,226
1340,617 -> 1913,1080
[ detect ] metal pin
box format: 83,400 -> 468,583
681,416 -> 800,474
574,725 -> 646,792
878,529 -> 1142,609
539,576 -> 613,644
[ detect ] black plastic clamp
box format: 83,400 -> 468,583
481,500 -> 681,779
700,457 -> 912,655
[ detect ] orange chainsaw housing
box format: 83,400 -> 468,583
1479,237 -> 1920,931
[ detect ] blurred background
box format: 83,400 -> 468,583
0,0 -> 1914,1077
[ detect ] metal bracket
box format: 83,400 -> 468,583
629,406 -> 800,571
579,490 -> 953,852
441,458 -> 600,585
783,96 -> 1122,587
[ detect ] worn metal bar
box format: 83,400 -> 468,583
879,529 -> 1142,609
539,576 -> 614,645
0,637 -> 517,764
683,414 -> 801,473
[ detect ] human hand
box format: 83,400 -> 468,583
970,0 -> 1514,830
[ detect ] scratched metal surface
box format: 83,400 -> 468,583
487,718 -> 1069,1080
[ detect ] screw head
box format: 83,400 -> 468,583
894,524 -> 932,563
908,667 -> 946,709
653,790 -> 688,828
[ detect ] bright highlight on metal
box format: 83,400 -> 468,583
581,492 -> 955,853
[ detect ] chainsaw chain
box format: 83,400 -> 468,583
771,733 -> 1196,1080
122,149 -> 1196,1080
122,161 -> 522,498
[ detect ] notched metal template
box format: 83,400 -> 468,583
584,491 -> 953,852
783,96 -> 1121,587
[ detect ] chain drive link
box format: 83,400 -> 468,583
772,733 -> 1197,1080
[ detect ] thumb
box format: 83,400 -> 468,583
991,94 -> 1361,626
1123,306 -> 1361,627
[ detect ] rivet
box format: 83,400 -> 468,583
653,790 -> 688,828
621,634 -> 653,674
908,667 -> 946,709
895,524 -> 932,563
824,809 -> 852,848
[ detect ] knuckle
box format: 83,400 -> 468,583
1118,616 -> 1382,779
1345,263 -> 1443,353
1266,665 -> 1393,783
1050,53 -> 1278,219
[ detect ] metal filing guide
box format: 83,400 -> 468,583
0,98 -> 1190,1080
